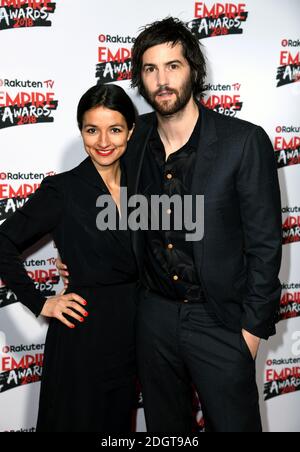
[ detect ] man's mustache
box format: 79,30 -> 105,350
154,86 -> 178,96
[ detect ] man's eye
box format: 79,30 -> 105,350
145,67 -> 155,73
170,64 -> 179,70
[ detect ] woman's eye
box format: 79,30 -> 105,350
87,128 -> 96,134
111,128 -> 122,133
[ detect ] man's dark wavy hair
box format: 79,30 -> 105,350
131,17 -> 207,99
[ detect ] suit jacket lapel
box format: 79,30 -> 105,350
123,113 -> 155,264
191,105 -> 219,274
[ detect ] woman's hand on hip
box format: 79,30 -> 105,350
41,292 -> 88,329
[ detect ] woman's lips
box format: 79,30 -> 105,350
95,149 -> 115,157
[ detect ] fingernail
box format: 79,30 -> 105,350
70,325 -> 75,329
83,301 -> 88,306
79,318 -> 84,323
83,312 -> 89,317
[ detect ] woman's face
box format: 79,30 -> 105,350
81,106 -> 134,169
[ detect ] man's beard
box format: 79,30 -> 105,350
143,77 -> 194,116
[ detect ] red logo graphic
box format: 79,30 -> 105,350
264,366 -> 300,400
96,34 -> 133,84
0,80 -> 58,129
277,41 -> 300,87
275,127 -> 300,169
0,0 -> 56,31
187,2 -> 249,39
202,82 -> 243,117
280,286 -> 300,320
282,215 -> 300,245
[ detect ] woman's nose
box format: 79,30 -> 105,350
97,134 -> 110,148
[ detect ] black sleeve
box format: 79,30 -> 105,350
236,126 -> 282,339
0,176 -> 64,317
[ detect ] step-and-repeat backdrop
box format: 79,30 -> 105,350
0,0 -> 299,433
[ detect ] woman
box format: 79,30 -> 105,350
0,84 -> 138,432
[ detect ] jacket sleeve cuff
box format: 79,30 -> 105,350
241,317 -> 277,340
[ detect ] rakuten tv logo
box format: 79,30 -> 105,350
274,125 -> 300,169
276,39 -> 300,87
0,78 -> 58,129
202,82 -> 243,117
0,0 -> 56,31
282,206 -> 300,245
187,2 -> 249,39
96,34 -> 134,84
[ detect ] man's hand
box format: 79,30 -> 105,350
41,291 -> 88,329
242,329 -> 261,360
56,257 -> 69,289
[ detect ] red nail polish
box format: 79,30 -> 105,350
70,325 -> 75,329
79,318 -> 84,322
84,312 -> 89,317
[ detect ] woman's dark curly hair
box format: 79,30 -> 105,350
131,17 -> 207,99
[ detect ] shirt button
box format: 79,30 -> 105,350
166,173 -> 173,180
183,299 -> 189,304
167,244 -> 174,250
166,209 -> 172,215
173,275 -> 179,282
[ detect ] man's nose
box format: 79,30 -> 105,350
157,68 -> 169,87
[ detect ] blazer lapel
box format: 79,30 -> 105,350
191,105 -> 219,274
124,113 -> 155,265
72,157 -> 108,191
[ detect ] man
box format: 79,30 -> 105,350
59,17 -> 282,432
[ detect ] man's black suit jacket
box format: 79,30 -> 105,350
124,104 -> 282,340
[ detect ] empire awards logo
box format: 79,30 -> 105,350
282,206 -> 300,245
187,2 -> 249,39
202,82 -> 243,117
0,342 -> 44,393
95,34 -> 135,84
276,39 -> 300,88
274,125 -> 300,169
0,78 -> 58,129
0,0 -> 56,31
280,282 -> 300,321
264,359 -> 300,401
